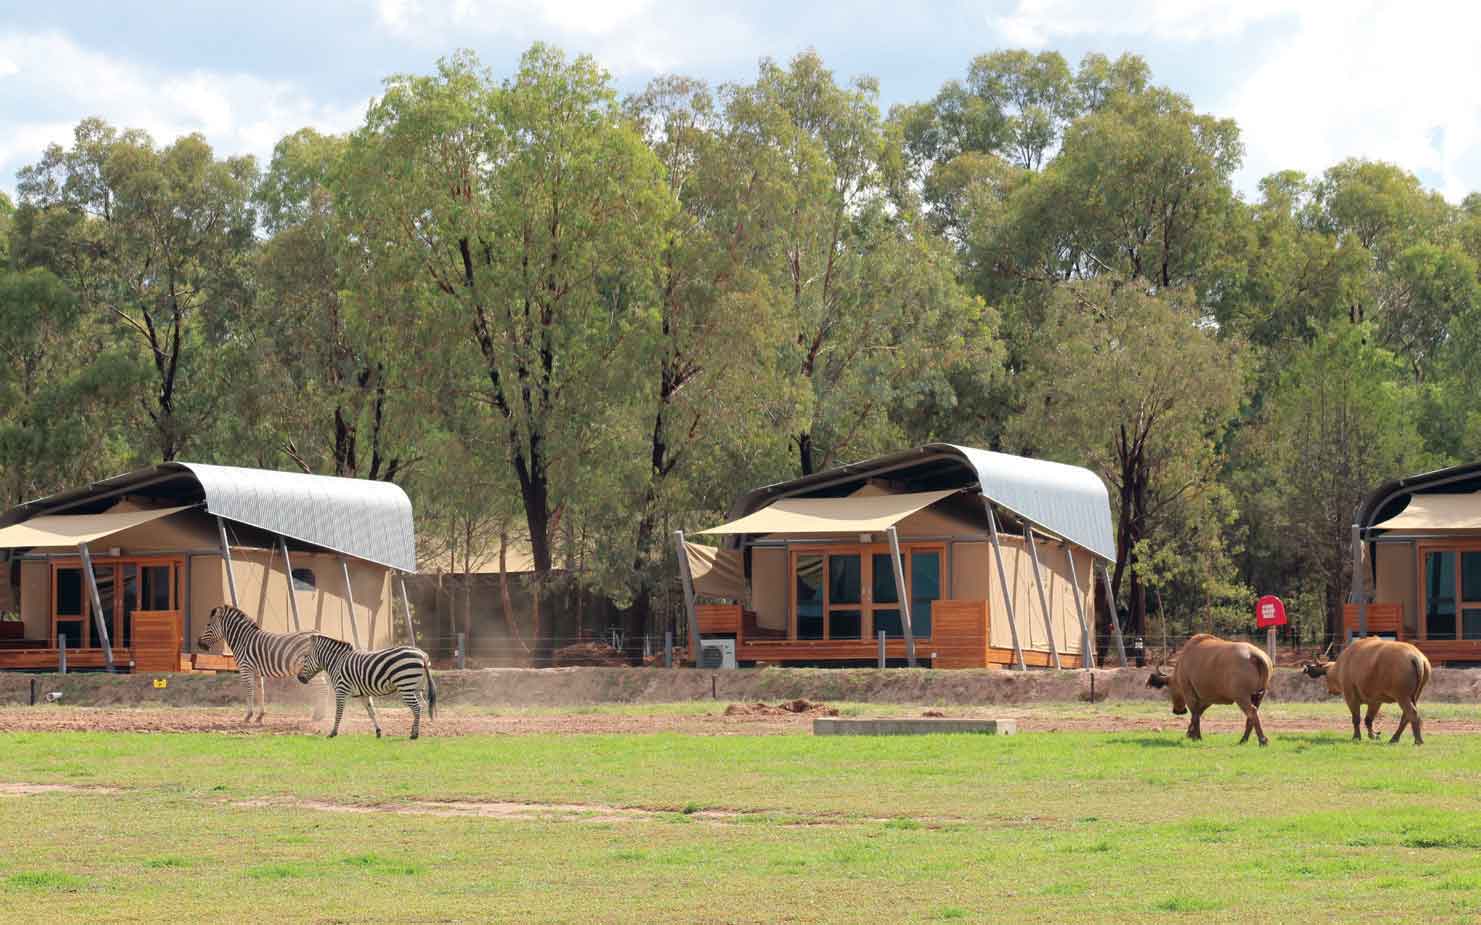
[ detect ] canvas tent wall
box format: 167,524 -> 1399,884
0,463 -> 416,671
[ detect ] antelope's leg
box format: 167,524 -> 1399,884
1363,702 -> 1381,740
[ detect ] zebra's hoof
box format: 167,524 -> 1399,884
375,729 -> 382,739
326,731 -> 337,739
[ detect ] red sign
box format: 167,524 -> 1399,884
1256,595 -> 1287,629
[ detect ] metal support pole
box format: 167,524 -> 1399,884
673,531 -> 703,665
878,630 -> 886,669
1023,525 -> 1062,670
339,558 -> 361,648
664,630 -> 673,668
1351,523 -> 1367,637
58,634 -> 67,674
78,542 -> 114,672
985,504 -> 1027,671
1064,544 -> 1094,670
216,517 -> 239,609
456,632 -> 466,670
885,526 -> 916,668
278,536 -> 302,632
1098,564 -> 1129,667
398,574 -> 416,648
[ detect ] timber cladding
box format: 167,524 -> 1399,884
931,600 -> 989,668
131,611 -> 182,672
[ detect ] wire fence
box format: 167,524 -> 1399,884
403,627 -> 1355,670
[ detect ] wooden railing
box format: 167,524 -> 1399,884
1342,603 -> 1404,638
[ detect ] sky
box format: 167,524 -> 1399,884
3,0 -> 1480,203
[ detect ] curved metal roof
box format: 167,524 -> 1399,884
1,462 -> 416,571
1357,460 -> 1481,534
726,443 -> 1117,561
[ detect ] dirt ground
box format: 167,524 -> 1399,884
3,702 -> 1480,737
7,665 -> 1481,710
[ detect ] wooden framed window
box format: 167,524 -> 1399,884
50,557 -> 182,649
1418,543 -> 1481,642
789,543 -> 945,642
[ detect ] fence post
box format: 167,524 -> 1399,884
456,632 -> 466,670
664,631 -> 673,669
58,634 -> 67,674
878,630 -> 886,669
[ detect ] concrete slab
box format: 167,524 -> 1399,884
812,717 -> 1017,736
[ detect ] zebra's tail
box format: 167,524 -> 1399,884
424,656 -> 437,721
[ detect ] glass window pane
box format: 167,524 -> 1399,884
1463,608 -> 1481,641
291,568 -> 316,592
143,566 -> 171,611
94,566 -> 115,647
56,568 -> 83,616
874,609 -> 902,638
828,555 -> 861,605
796,556 -> 824,640
1426,551 -> 1457,640
121,565 -> 138,648
871,554 -> 898,604
910,552 -> 941,639
1464,552 -> 1481,602
829,610 -> 862,640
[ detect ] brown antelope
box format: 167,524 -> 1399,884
1147,634 -> 1273,746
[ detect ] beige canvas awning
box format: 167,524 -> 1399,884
1372,494 -> 1481,532
683,542 -> 746,598
698,489 -> 958,536
0,505 -> 194,549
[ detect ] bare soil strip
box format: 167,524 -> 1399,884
0,781 -> 120,797
4,705 -> 1481,737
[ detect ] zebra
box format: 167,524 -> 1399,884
296,633 -> 437,740
197,604 -> 328,724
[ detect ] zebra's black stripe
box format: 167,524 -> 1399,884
197,604 -> 318,722
298,633 -> 436,740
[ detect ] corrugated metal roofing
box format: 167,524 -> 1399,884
1,463 -> 416,572
725,444 -> 1117,562
179,463 -> 416,572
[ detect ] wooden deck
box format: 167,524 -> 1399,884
702,600 -> 1083,668
1342,602 -> 1481,665
0,649 -> 237,672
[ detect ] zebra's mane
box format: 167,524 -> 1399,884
313,633 -> 354,656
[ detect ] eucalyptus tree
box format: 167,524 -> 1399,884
15,119 -> 259,462
252,127 -> 420,481
339,46 -> 673,659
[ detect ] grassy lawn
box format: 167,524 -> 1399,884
4,704 -> 1481,922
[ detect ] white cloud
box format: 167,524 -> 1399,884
0,30 -> 368,197
371,0 -> 754,75
1221,3 -> 1481,201
993,0 -> 1292,48
993,0 -> 1481,201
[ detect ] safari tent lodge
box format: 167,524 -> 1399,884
0,463 -> 416,673
678,444 -> 1125,669
1350,461 -> 1481,665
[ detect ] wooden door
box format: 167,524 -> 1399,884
132,611 -> 182,672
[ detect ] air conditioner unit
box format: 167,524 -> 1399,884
699,638 -> 737,670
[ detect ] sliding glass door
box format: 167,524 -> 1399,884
791,545 -> 944,641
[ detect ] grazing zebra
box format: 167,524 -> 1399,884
197,604 -> 327,724
297,633 -> 437,740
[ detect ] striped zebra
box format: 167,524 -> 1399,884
197,604 -> 326,724
297,633 -> 437,740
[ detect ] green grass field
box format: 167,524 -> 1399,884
5,702 -> 1481,923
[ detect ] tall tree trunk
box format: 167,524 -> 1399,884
798,432 -> 815,476
496,529 -> 529,661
